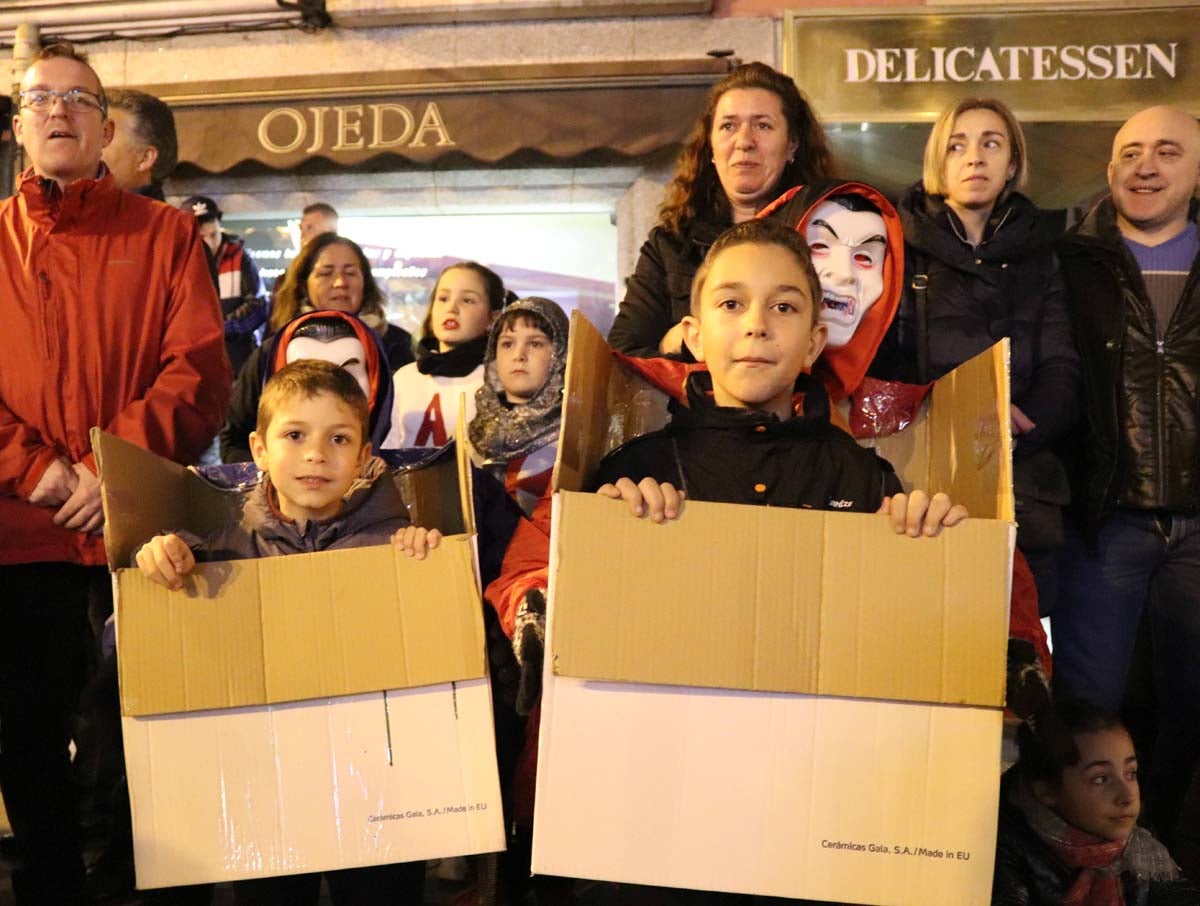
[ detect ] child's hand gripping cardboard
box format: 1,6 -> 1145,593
878,490 -> 968,538
135,533 -> 197,591
391,525 -> 443,559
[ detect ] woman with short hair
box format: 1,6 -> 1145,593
871,97 -> 1080,611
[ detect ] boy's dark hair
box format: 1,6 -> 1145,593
419,261 -> 515,340
496,307 -> 552,337
33,42 -> 106,114
302,202 -> 338,218
107,89 -> 178,182
1016,698 -> 1127,787
690,219 -> 823,324
256,359 -> 369,440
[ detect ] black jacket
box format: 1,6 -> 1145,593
381,322 -> 416,372
871,184 -> 1079,460
593,372 -> 900,511
607,217 -> 729,360
1057,199 -> 1200,528
993,790 -> 1200,905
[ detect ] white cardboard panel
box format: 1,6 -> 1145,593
125,679 -> 504,888
534,671 -> 1001,905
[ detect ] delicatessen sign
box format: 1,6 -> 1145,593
784,7 -> 1199,122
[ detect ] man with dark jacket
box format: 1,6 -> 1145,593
1054,105 -> 1200,848
183,194 -> 268,377
1,43 -> 230,904
102,88 -> 177,201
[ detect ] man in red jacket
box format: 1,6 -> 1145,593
1,42 -> 230,904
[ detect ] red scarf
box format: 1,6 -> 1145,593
1041,830 -> 1127,906
1014,777 -> 1128,906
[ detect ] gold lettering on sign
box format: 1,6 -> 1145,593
411,103 -> 455,147
257,102 -> 457,155
258,107 -> 306,154
368,104 -> 415,149
305,107 -> 329,153
842,42 -> 1178,83
333,105 -> 365,151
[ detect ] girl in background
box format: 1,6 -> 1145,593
994,699 -> 1198,904
384,262 -> 512,449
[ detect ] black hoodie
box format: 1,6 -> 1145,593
593,372 -> 900,511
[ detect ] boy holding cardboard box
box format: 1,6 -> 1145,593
137,359 -> 439,588
134,358 -> 437,905
595,218 -> 966,536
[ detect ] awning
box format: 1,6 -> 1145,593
134,59 -> 732,174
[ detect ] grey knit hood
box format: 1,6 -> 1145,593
469,297 -> 569,462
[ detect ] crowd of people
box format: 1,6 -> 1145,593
2,35 -> 1199,906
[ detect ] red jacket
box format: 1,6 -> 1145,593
0,168 -> 231,566
485,493 -> 553,637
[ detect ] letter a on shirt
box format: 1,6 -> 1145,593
415,394 -> 448,447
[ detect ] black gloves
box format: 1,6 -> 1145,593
512,589 -> 547,716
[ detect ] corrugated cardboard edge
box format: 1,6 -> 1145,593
93,428 -> 246,572
552,312 -> 670,495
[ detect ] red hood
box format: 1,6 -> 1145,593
758,181 -> 905,402
611,181 -> 906,437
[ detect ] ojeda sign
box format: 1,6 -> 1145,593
257,102 -> 454,155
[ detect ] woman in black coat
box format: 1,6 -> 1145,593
608,62 -> 833,359
870,97 -> 1080,611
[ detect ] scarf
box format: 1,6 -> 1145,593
415,333 -> 488,377
1009,778 -> 1179,906
469,297 -> 569,462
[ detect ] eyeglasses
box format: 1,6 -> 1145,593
19,89 -> 105,115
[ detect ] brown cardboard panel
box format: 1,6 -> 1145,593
93,429 -> 245,571
118,538 -> 485,716
116,562 -> 267,715
818,515 -> 1011,705
927,340 -> 1014,523
456,400 -> 477,536
551,493 -> 823,693
98,429 -> 487,717
553,312 -> 670,494
393,446 -> 466,535
551,492 -> 1010,707
859,342 -> 1012,522
258,540 -> 485,703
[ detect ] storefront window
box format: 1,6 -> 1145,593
226,211 -> 618,337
